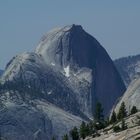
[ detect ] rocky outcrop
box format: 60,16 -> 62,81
114,77 -> 140,115
35,24 -> 126,116
86,112 -> 140,140
0,25 -> 126,139
114,54 -> 140,87
0,90 -> 83,140
0,52 -> 88,119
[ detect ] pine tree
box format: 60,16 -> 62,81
94,102 -> 104,122
51,136 -> 56,140
121,119 -> 127,130
85,123 -> 90,136
105,117 -> 110,127
110,110 -> 117,124
70,127 -> 79,140
93,102 -> 105,130
62,134 -> 69,140
79,121 -> 86,139
87,121 -> 94,135
113,125 -> 121,132
130,106 -> 138,115
117,102 -> 127,120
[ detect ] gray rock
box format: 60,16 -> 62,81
35,24 -> 126,116
114,54 -> 140,87
0,25 -> 126,139
115,77 -> 140,115
86,112 -> 140,140
0,91 -> 83,140
0,52 -> 86,118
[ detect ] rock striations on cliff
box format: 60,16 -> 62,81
0,25 -> 126,140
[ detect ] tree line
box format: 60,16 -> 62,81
52,101 -> 138,140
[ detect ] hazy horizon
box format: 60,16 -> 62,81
0,0 -> 140,69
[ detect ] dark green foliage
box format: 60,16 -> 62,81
94,102 -> 104,122
93,102 -> 105,130
104,117 -> 110,126
110,111 -> 117,124
70,127 -> 79,140
67,102 -> 127,139
79,121 -> 92,139
130,106 -> 138,115
51,136 -> 56,140
93,121 -> 105,130
92,132 -> 101,138
113,119 -> 127,133
87,121 -> 95,135
79,121 -> 86,139
85,124 -> 90,136
117,102 -> 127,120
62,134 -> 69,140
121,119 -> 127,130
113,125 -> 121,132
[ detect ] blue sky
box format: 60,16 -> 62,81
0,0 -> 140,69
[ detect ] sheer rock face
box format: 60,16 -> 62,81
35,24 -> 126,116
35,25 -> 97,69
0,25 -> 126,139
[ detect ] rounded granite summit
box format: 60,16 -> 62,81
35,24 -> 102,69
35,24 -> 126,116
0,24 -> 126,140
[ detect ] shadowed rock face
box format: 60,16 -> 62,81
36,25 -> 97,69
36,24 -> 126,116
0,25 -> 126,139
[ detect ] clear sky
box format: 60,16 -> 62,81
0,0 -> 140,69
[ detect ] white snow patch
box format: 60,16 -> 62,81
64,65 -> 70,77
5,101 -> 15,107
48,91 -> 52,95
51,62 -> 55,66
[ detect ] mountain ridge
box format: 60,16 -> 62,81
0,25 -> 126,139
114,54 -> 140,86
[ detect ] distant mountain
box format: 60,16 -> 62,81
0,25 -> 125,140
114,54 -> 140,87
0,69 -> 3,76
